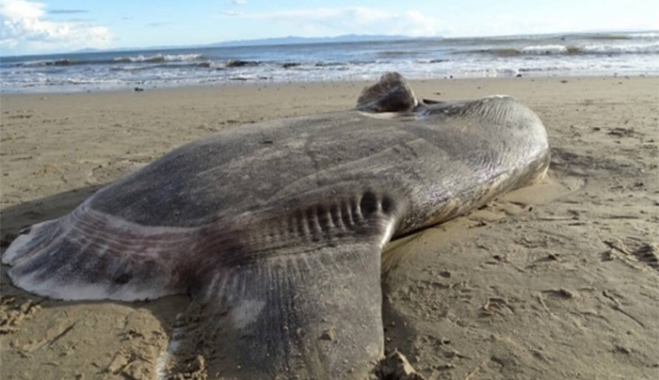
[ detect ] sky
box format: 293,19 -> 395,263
1,0 -> 658,56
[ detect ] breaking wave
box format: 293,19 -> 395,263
13,54 -> 208,67
114,54 -> 206,63
462,42 -> 659,56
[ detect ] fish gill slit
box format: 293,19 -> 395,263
299,213 -> 311,242
316,204 -> 331,234
278,218 -> 289,242
342,200 -> 355,229
305,207 -> 322,241
351,197 -> 363,224
287,215 -> 298,239
320,204 -> 335,231
330,203 -> 345,231
359,190 -> 379,220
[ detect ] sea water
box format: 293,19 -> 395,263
1,31 -> 657,93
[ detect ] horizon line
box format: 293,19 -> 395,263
1,29 -> 656,58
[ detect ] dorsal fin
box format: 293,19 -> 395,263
356,72 -> 418,113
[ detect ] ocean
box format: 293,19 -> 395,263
1,31 -> 658,93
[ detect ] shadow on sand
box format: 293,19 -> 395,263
1,185 -> 101,244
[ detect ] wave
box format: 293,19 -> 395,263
378,50 -> 419,58
581,42 -> 659,54
12,54 -> 207,67
109,61 -> 213,72
629,31 -> 659,39
109,58 -> 295,72
225,59 -> 262,68
586,31 -> 659,40
314,62 -> 344,67
114,54 -> 206,63
461,42 -> 659,56
417,59 -> 449,64
456,46 -> 572,57
521,45 -> 580,55
14,59 -> 83,67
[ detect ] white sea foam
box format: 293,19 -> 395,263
625,31 -> 659,39
521,45 -> 569,55
581,42 -> 659,54
114,54 -> 205,63
164,54 -> 205,61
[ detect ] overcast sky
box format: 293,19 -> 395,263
1,0 -> 657,55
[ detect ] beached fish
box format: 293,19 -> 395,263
3,72 -> 549,379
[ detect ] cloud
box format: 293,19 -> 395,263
219,7 -> 442,37
221,10 -> 244,17
65,18 -> 96,23
147,21 -> 174,27
0,0 -> 111,54
48,9 -> 88,14
230,0 -> 247,5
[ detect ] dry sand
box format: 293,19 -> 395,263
1,76 -> 657,380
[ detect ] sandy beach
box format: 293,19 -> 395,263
1,76 -> 657,379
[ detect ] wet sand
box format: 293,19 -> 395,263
1,76 -> 658,379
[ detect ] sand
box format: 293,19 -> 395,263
1,76 -> 657,380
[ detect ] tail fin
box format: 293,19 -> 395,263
3,200 -> 195,301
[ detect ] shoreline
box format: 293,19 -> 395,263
1,73 -> 657,96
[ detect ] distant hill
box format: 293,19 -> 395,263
209,34 -> 415,47
64,34 -> 421,55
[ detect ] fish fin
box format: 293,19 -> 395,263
356,72 -> 418,113
3,200 -> 196,301
160,191 -> 403,379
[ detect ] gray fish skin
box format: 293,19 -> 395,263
92,93 -> 548,232
2,73 -> 549,379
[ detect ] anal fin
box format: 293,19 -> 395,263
163,251 -> 382,379
161,192 -> 402,379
